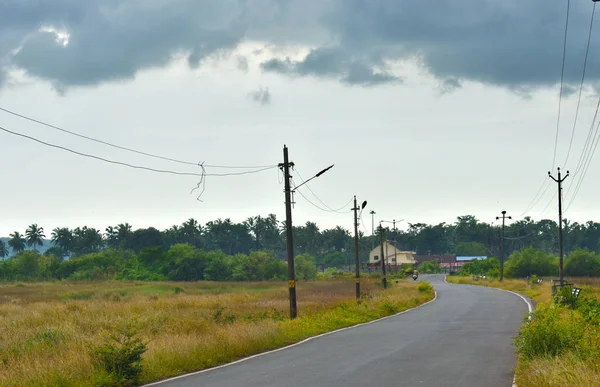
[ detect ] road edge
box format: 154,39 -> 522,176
443,275 -> 534,387
143,288 -> 438,386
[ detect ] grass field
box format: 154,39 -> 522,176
446,275 -> 600,387
0,278 -> 434,387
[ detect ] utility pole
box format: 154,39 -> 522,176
379,225 -> 387,289
279,145 -> 297,319
495,211 -> 512,282
393,219 -> 397,265
279,146 -> 334,319
549,167 -> 569,286
370,210 -> 376,235
353,197 -> 367,299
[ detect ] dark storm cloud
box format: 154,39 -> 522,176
0,0 -> 598,91
0,0 -> 246,88
261,47 -> 402,86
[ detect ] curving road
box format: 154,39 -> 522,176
146,275 -> 530,387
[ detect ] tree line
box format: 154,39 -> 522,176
1,215 -> 600,264
459,247 -> 600,278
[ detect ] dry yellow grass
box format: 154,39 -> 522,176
0,279 -> 433,386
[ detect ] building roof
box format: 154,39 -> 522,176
369,241 -> 416,256
456,256 -> 487,261
414,254 -> 457,264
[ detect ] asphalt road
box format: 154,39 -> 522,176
147,275 -> 530,387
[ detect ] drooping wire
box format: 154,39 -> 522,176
190,162 -> 207,201
519,179 -> 551,217
563,3 -> 596,167
552,0 -> 571,171
0,106 -> 275,169
293,168 -> 352,213
0,125 -> 277,177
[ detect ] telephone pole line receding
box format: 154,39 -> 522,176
495,211 -> 512,282
353,197 -> 367,299
549,167 -> 569,286
279,145 -> 297,319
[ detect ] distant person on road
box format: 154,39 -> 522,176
413,269 -> 418,276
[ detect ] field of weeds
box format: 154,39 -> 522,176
0,278 -> 434,386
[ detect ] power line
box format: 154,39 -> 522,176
551,0 -> 571,171
293,169 -> 352,213
0,125 -> 277,177
563,2 -> 596,167
520,179 -> 551,217
0,106 -> 274,170
565,119 -> 600,210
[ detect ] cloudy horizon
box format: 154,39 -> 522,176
1,0 -> 599,237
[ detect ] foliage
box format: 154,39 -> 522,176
417,281 -> 433,293
294,254 -> 318,280
565,248 -> 600,277
91,320 -> 147,386
455,241 -> 487,256
505,247 -> 558,278
461,257 -> 499,276
418,260 -> 442,274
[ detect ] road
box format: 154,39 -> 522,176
146,275 -> 530,387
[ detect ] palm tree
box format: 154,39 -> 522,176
8,232 -> 26,254
105,226 -> 119,249
25,224 -> 46,251
0,240 -> 8,259
51,227 -> 73,256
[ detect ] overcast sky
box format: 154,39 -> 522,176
1,0 -> 600,237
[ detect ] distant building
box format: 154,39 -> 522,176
414,254 -> 457,266
369,241 -> 416,265
456,256 -> 487,262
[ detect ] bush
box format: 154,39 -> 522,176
505,247 -> 558,278
91,320 -> 147,387
417,281 -> 433,293
515,303 -> 584,360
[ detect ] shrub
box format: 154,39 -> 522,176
417,281 -> 433,293
515,303 -> 584,360
91,320 -> 147,387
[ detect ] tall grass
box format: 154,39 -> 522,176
0,279 -> 433,386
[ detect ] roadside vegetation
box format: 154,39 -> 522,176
447,246 -> 600,387
0,278 -> 434,387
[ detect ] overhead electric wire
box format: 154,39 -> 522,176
0,106 -> 274,170
551,0 -> 571,171
563,2 -> 596,167
293,168 -> 352,213
0,125 -> 277,177
519,179 -> 551,217
566,119 -> 600,210
292,183 -> 338,213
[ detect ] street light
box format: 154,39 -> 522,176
280,144 -> 334,319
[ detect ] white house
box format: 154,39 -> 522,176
369,241 -> 416,265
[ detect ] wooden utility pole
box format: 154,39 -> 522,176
379,225 -> 387,289
352,197 -> 367,299
549,167 -> 569,286
279,145 -> 297,319
496,211 -> 512,282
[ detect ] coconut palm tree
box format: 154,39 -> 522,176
8,232 -> 26,254
0,240 -> 8,259
25,224 -> 46,252
51,227 -> 74,256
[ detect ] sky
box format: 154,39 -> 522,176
1,0 -> 600,237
